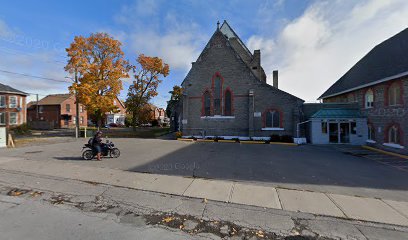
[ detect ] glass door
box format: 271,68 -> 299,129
329,122 -> 338,143
339,122 -> 350,143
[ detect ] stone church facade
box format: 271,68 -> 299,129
179,21 -> 304,139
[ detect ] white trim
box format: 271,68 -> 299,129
201,116 -> 235,119
8,96 -> 17,108
261,127 -> 284,131
9,112 -> 17,125
383,143 -> 405,149
0,112 -> 5,125
319,70 -> 408,100
366,139 -> 376,144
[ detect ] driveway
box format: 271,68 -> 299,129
1,138 -> 408,201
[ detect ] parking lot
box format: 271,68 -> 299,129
1,138 -> 408,201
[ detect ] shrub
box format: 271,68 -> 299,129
175,131 -> 182,138
151,119 -> 159,127
11,123 -> 30,135
280,135 -> 293,143
270,134 -> 280,142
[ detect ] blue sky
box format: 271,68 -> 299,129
1,0 -> 408,107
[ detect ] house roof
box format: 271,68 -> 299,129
319,28 -> 408,99
0,82 -> 28,95
311,108 -> 364,119
35,94 -> 72,105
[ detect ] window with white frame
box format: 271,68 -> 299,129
66,104 -> 71,112
0,96 -> 6,108
73,117 -> 76,124
0,112 -> 5,125
9,96 -> 17,108
80,105 -> 83,113
80,116 -> 84,124
388,125 -> 399,144
365,89 -> 374,108
9,112 -> 17,125
388,82 -> 401,106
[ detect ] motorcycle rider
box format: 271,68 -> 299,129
92,131 -> 103,161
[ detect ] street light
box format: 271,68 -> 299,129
65,71 -> 79,139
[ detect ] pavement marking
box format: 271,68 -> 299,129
329,194 -> 408,226
230,183 -> 281,209
183,178 -> 233,202
277,189 -> 345,217
362,146 -> 408,160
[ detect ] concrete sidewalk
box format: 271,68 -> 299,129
1,156 -> 408,227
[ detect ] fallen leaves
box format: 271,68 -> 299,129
7,188 -> 29,196
162,216 -> 175,223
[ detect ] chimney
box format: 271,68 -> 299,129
273,70 -> 278,88
253,50 -> 261,67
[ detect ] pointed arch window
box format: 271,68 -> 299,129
213,76 -> 222,115
388,125 -> 399,144
203,91 -> 211,116
224,89 -> 232,116
265,110 -> 280,128
365,89 -> 374,108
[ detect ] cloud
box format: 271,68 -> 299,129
247,0 -> 408,102
114,1 -> 207,72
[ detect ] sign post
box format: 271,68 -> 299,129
0,127 -> 6,148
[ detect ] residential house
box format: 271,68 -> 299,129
27,94 -> 87,129
0,83 -> 28,128
101,97 -> 126,126
177,21 -> 304,139
319,28 -> 408,153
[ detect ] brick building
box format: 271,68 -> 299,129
0,83 -> 28,128
104,98 -> 126,126
178,21 -> 304,138
319,28 -> 408,153
27,94 -> 87,129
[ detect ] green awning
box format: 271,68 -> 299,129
311,108 -> 365,119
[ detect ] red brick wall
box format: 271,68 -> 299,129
323,78 -> 407,152
27,95 -> 87,128
0,93 -> 27,129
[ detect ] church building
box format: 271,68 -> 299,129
178,21 -> 304,139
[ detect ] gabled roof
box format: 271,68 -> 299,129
319,28 -> 408,99
182,21 -> 303,102
220,21 -> 253,60
34,94 -> 72,105
311,108 -> 364,119
0,82 -> 28,95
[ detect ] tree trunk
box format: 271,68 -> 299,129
132,111 -> 137,131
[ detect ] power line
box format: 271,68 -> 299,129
0,69 -> 71,83
0,47 -> 67,65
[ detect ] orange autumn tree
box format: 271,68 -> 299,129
65,32 -> 129,127
126,54 -> 169,129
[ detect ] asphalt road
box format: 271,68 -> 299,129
1,138 -> 408,201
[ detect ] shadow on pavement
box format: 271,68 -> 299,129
129,143 -> 408,193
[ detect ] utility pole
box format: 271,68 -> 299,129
36,94 -> 39,120
75,70 -> 79,139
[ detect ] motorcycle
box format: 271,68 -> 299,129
82,139 -> 121,160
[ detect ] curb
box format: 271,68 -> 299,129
362,145 -> 408,160
177,138 -> 297,146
